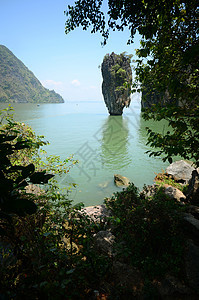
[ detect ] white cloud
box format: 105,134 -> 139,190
71,79 -> 81,87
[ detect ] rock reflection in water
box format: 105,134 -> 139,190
98,116 -> 132,170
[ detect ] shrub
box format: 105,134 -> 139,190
105,183 -> 185,279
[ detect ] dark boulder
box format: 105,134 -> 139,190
93,230 -> 115,257
187,169 -> 199,205
80,204 -> 111,224
185,240 -> 199,293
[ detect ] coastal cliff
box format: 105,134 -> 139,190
141,86 -> 178,109
101,52 -> 132,115
0,45 -> 64,103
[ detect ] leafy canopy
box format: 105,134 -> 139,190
65,0 -> 198,44
65,0 -> 199,166
0,106 -> 55,219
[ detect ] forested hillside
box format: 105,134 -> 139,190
0,45 -> 64,103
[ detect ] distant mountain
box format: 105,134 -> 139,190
0,45 -> 64,103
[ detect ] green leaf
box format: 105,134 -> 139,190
0,134 -> 17,143
29,171 -> 54,184
0,156 -> 11,168
0,143 -> 13,154
21,163 -> 35,178
0,175 -> 13,195
8,165 -> 25,172
4,198 -> 37,216
15,175 -> 28,187
15,141 -> 31,150
168,157 -> 173,164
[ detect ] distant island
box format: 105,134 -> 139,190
0,45 -> 64,103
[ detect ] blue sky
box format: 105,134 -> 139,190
0,0 -> 141,101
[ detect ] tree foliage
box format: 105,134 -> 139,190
65,0 -> 199,166
65,1 -> 198,44
105,52 -> 132,93
0,107 -> 53,219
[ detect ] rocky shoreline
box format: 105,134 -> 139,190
81,160 -> 199,299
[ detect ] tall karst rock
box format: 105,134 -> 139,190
0,45 -> 64,103
101,52 -> 132,115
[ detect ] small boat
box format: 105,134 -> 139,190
37,104 -> 40,107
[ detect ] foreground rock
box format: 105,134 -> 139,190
185,240 -> 199,293
183,213 -> 199,238
188,206 -> 199,219
25,184 -> 43,196
80,204 -> 111,223
101,52 -> 132,115
111,261 -> 143,296
163,184 -> 186,203
166,160 -> 195,183
93,231 -> 115,257
158,275 -> 193,298
187,169 -> 199,205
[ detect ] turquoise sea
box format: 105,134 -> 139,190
0,94 -> 170,206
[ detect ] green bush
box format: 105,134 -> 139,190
105,183 -> 185,279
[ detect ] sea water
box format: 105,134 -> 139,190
0,94 -> 170,206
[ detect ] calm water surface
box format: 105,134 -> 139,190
0,95 -> 170,206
